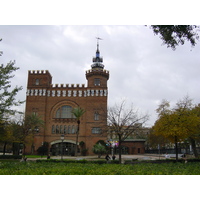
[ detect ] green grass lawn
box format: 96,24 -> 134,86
25,155 -> 46,158
0,161 -> 199,175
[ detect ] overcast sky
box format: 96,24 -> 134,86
1,25 -> 200,126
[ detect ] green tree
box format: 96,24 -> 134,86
92,142 -> 107,158
150,25 -> 199,50
0,57 -> 24,120
107,100 -> 149,164
0,119 -> 14,155
37,142 -> 49,157
147,128 -> 171,150
71,107 -> 85,156
9,113 -> 44,155
153,97 -> 200,160
0,38 -> 24,151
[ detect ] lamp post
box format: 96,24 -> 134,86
60,134 -> 64,161
107,139 -> 119,157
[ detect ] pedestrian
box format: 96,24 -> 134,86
181,153 -> 187,163
165,153 -> 170,159
21,156 -> 27,162
105,154 -> 110,163
112,155 -> 116,160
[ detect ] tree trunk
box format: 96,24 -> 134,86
75,120 -> 80,157
12,142 -> 20,155
3,142 -> 7,155
175,136 -> 178,162
190,137 -> 198,158
118,135 -> 122,164
23,144 -> 26,156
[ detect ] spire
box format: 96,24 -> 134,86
96,38 -> 101,58
91,37 -> 104,70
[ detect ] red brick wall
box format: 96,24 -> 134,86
121,141 -> 145,154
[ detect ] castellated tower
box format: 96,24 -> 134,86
25,43 -> 109,156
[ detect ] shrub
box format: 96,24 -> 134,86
81,148 -> 88,156
92,143 -> 107,158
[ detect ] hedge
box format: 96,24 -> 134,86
0,155 -> 22,159
36,159 -> 119,164
124,158 -> 200,164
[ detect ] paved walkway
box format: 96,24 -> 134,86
27,154 -> 168,161
1,153 -> 187,161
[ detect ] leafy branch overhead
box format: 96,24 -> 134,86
150,25 -> 200,50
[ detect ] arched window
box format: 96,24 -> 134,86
56,108 -> 61,118
52,125 -> 55,134
60,125 -> 63,134
55,105 -> 75,119
56,125 -> 59,134
71,125 -> 75,134
68,125 -> 71,134
64,125 -> 67,134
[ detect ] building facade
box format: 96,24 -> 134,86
25,43 -> 109,155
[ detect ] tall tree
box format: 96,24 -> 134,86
0,38 -> 24,153
153,97 -> 200,160
9,113 -> 44,155
0,39 -> 24,120
150,25 -> 199,50
72,107 -> 85,156
107,100 -> 149,164
0,119 -> 13,155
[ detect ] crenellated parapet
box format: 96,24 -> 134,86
28,70 -> 52,76
86,68 -> 109,80
51,84 -> 86,88
86,69 -> 109,74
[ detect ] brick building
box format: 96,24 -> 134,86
25,42 -> 109,155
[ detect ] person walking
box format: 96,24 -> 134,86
105,154 -> 111,163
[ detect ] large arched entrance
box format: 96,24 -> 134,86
50,140 -> 76,156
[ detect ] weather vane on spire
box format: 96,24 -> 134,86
96,37 -> 103,46
96,37 -> 103,41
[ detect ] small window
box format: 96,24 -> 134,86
71,125 -> 75,134
33,112 -> 38,116
64,125 -> 67,134
35,79 -> 40,85
52,125 -> 55,134
56,125 -> 59,134
60,125 -> 63,134
94,112 -> 100,121
94,78 -> 100,86
68,125 -> 71,134
92,127 -> 102,134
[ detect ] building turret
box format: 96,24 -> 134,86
86,39 -> 109,88
91,40 -> 104,70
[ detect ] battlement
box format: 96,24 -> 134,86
86,69 -> 109,74
28,70 -> 52,76
51,84 -> 86,88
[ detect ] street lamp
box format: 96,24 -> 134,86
106,139 -> 119,157
60,134 -> 64,161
